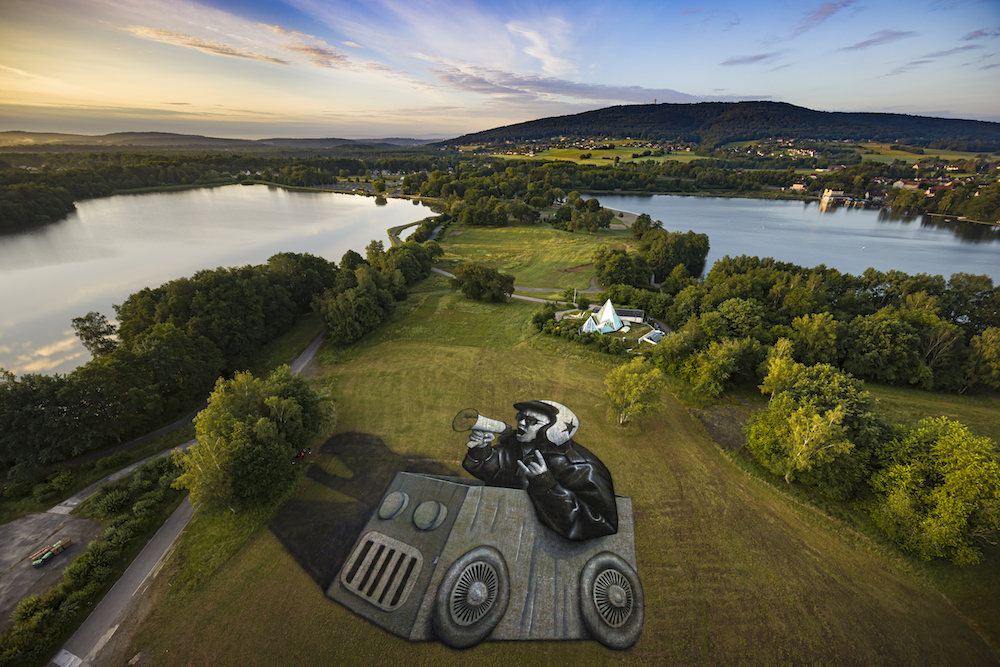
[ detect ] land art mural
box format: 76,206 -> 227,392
327,401 -> 644,650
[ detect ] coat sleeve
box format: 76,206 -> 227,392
462,436 -> 523,489
525,460 -> 618,541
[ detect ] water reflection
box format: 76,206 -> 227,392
1,186 -> 433,376
875,209 -> 1000,244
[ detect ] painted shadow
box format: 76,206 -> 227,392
268,432 -> 460,592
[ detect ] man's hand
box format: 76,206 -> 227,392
517,450 -> 548,477
465,431 -> 495,449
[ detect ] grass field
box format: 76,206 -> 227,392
438,223 -> 632,289
859,143 -> 986,166
109,292 -> 999,666
494,147 -> 710,165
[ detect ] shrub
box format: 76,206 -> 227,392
97,451 -> 130,471
92,488 -> 132,519
47,467 -> 74,493
2,480 -> 32,500
11,595 -> 41,623
31,483 -> 57,503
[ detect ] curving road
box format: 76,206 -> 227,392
47,332 -> 326,667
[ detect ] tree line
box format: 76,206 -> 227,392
0,151 -> 459,230
0,252 -> 338,481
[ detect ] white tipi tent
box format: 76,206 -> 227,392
580,299 -> 625,334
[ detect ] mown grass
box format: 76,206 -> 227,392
497,147 -> 710,165
868,384 -> 1000,442
439,223 -> 631,289
112,291 -> 999,666
859,143 -> 985,166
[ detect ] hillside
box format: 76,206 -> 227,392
442,101 -> 1000,151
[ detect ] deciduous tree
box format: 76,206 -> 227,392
604,357 -> 666,425
173,366 -> 321,512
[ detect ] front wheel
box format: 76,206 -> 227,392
579,551 -> 644,650
432,546 -> 510,649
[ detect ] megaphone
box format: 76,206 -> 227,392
452,408 -> 508,434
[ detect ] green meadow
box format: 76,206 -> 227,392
107,291 -> 1000,666
859,143 -> 986,166
496,147 -> 709,165
436,223 -> 633,289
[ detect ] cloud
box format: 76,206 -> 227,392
793,1 -> 856,37
124,26 -> 289,65
841,30 -> 916,50
285,42 -> 352,69
426,62 -> 743,105
0,65 -> 34,78
721,53 -> 783,66
885,59 -> 932,76
964,28 -> 1000,40
342,41 -> 364,48
922,45 -> 982,58
982,63 -> 1000,70
506,20 -> 574,76
884,44 -> 983,76
12,335 -> 86,374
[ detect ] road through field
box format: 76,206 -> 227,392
44,332 -> 326,667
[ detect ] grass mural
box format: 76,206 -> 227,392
106,292 -> 999,666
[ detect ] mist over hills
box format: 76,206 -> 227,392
0,131 -> 435,151
441,102 -> 1000,151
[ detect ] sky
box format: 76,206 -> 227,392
1,0 -> 998,140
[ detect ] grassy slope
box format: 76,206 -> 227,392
114,293 -> 997,666
437,223 -> 630,289
499,147 -> 710,165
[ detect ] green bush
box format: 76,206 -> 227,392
47,467 -> 74,492
65,581 -> 102,607
132,496 -> 159,517
2,480 -> 32,500
97,451 -> 130,471
30,483 -> 57,503
11,595 -> 40,623
92,488 -> 131,519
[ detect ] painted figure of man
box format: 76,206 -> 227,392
462,400 -> 618,541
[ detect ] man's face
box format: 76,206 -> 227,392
515,410 -> 549,443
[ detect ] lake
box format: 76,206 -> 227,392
2,188 -> 997,377
593,193 -> 999,282
0,185 -> 432,376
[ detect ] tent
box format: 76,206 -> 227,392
580,299 -> 624,334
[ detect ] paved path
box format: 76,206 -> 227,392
52,499 -> 193,667
46,334 -> 326,667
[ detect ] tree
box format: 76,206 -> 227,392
748,345 -> 887,499
449,263 -> 515,303
870,417 -> 1000,565
604,357 -> 666,425
791,312 -> 839,365
173,366 -> 322,512
842,310 -> 921,385
964,327 -> 1000,391
71,311 -> 119,357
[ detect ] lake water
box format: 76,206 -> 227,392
0,185 -> 431,376
2,188 -> 997,377
593,194 -> 999,282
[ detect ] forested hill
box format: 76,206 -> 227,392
442,102 -> 1000,151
